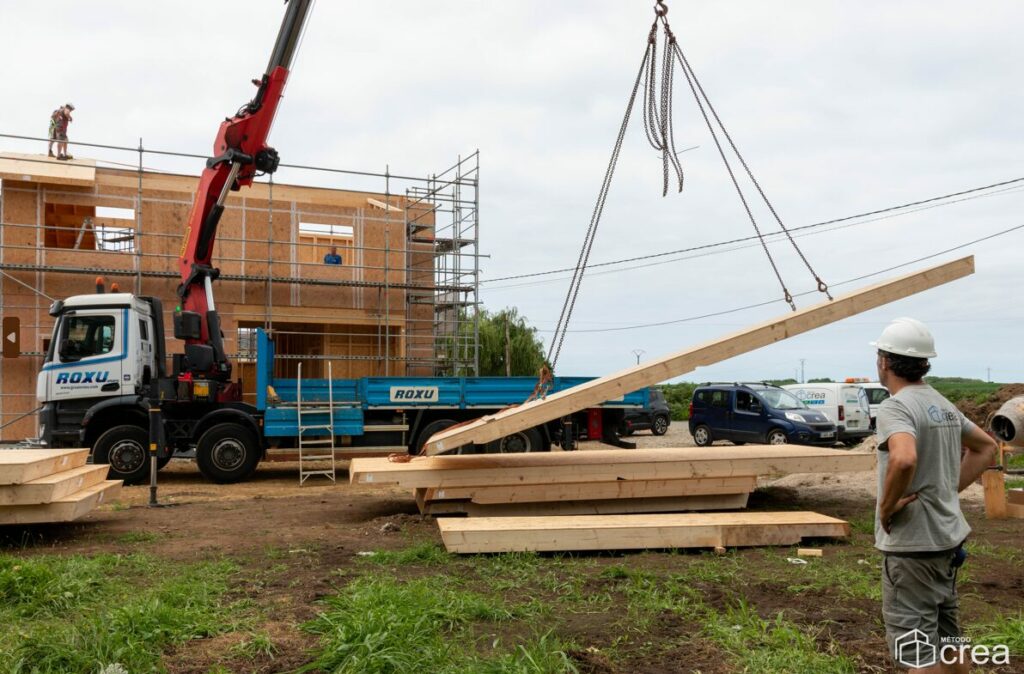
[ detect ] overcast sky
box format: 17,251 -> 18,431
3,1 -> 1022,384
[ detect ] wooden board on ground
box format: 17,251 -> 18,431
423,256 -> 975,454
350,446 -> 875,489
1008,489 -> 1024,506
0,464 -> 109,506
0,480 -> 121,525
437,511 -> 850,553
424,475 -> 758,505
0,449 -> 90,486
422,493 -> 750,517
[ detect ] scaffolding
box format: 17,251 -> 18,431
0,133 -> 481,441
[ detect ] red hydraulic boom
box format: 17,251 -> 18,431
174,0 -> 313,400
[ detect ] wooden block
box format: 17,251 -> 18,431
350,446 -> 875,489
0,464 -> 109,505
0,480 -> 122,525
982,470 -> 1008,519
1006,503 -> 1024,519
1007,489 -> 1024,506
0,449 -> 90,486
426,476 -> 758,505
797,548 -> 823,557
437,511 -> 851,554
423,257 -> 975,454
444,493 -> 750,517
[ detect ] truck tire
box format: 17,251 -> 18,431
415,419 -> 458,455
196,423 -> 261,484
486,427 -> 545,453
93,425 -> 150,485
651,415 -> 669,436
692,424 -> 713,447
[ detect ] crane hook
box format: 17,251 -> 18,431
655,0 -> 669,18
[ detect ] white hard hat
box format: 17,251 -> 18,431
870,317 -> 937,358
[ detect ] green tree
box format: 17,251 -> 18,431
476,307 -> 548,376
808,377 -> 834,383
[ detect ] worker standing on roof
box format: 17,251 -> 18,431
48,103 -> 74,160
871,317 -> 996,672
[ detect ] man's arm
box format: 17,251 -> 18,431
879,432 -> 919,533
959,424 -> 998,492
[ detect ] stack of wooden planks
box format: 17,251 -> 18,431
349,445 -> 875,553
0,449 -> 122,525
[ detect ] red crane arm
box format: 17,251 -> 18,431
173,0 -> 312,385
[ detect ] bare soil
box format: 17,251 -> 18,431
1,429 -> 1020,673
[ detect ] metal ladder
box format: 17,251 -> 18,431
297,362 -> 337,484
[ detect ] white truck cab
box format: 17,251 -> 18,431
782,382 -> 872,445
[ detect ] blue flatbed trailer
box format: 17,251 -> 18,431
253,329 -> 648,455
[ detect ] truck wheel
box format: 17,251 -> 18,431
415,419 -> 458,455
651,415 -> 669,436
93,425 -> 150,485
486,427 -> 545,453
766,429 -> 788,445
692,425 -> 713,447
196,423 -> 260,484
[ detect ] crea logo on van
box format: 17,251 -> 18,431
389,386 -> 439,402
55,371 -> 110,385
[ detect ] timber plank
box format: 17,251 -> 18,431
0,449 -> 90,486
427,493 -> 750,517
424,257 -> 974,454
1008,489 -> 1024,506
437,511 -> 850,553
0,464 -> 109,506
0,153 -> 97,187
0,480 -> 122,525
426,476 -> 758,504
350,446 -> 875,489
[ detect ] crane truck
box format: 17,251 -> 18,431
34,0 -> 647,484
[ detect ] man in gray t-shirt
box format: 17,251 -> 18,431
871,318 -> 996,673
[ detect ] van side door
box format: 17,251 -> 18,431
732,389 -> 765,441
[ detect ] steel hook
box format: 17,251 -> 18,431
655,0 -> 669,18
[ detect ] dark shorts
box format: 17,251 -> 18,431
882,551 -> 960,668
54,130 -> 68,141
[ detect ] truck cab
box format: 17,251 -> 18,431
37,293 -> 159,449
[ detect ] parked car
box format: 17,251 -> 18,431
782,382 -> 872,445
688,383 -> 836,447
621,388 -> 671,436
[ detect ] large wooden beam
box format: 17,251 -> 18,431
0,449 -> 90,486
0,465 -> 108,506
437,511 -> 850,553
349,445 -> 875,489
424,256 -> 974,454
423,493 -> 750,517
0,480 -> 121,525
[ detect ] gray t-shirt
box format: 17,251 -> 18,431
875,383 -> 974,553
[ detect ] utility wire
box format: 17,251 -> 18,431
539,222 -> 1024,334
481,175 -> 1024,284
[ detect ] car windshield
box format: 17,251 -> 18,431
758,388 -> 807,410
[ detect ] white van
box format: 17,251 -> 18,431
858,381 -> 890,430
782,383 -> 872,445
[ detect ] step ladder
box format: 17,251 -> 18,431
297,362 -> 337,485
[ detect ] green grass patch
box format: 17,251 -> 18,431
1005,477 -> 1024,489
116,531 -> 163,544
1006,453 -> 1024,470
360,542 -> 453,566
303,573 -> 573,673
971,612 -> 1024,654
754,551 -> 880,601
0,553 -> 240,673
926,377 -> 1002,406
702,601 -> 857,673
231,631 -> 279,660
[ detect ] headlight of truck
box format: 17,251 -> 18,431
784,412 -> 805,422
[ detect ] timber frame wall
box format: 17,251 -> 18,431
0,146 -> 481,442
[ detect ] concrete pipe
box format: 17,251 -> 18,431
990,396 -> 1024,448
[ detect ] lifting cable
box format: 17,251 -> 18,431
545,0 -> 831,378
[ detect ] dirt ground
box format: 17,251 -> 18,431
1,425 -> 1020,673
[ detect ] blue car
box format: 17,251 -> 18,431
688,383 -> 837,447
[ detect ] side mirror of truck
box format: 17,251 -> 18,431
58,339 -> 80,362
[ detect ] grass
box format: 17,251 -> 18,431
359,542 -> 453,566
116,531 -> 162,544
1006,453 -> 1024,471
1006,477 -> 1024,489
302,574 -> 570,673
970,612 -> 1024,654
0,553 -> 240,673
754,550 -> 881,601
231,631 -> 279,660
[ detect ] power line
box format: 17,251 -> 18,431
535,222 -> 1024,334
481,175 -> 1024,284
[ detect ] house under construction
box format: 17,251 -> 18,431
0,145 -> 480,442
